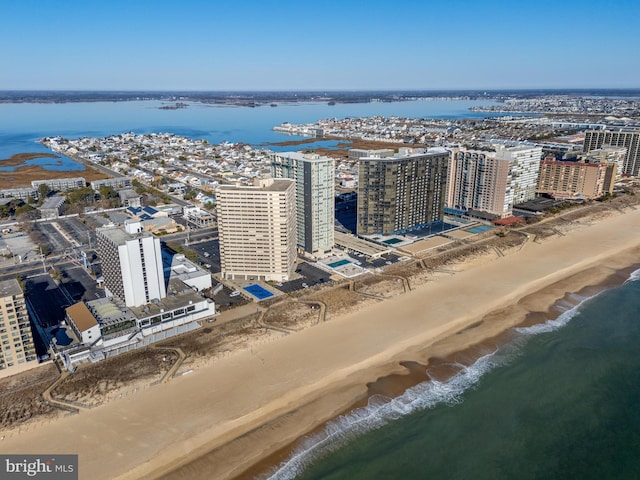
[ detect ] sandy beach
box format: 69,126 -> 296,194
3,207 -> 640,480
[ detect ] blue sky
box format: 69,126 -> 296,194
0,0 -> 638,90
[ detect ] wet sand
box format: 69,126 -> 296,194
2,208 -> 640,480
228,263 -> 640,480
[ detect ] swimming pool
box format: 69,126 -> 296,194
244,284 -> 274,300
383,237 -> 403,245
465,225 -> 494,234
328,259 -> 352,268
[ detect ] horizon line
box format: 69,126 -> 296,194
1,88 -> 640,93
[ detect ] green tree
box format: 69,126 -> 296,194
98,185 -> 121,208
0,204 -> 11,218
66,186 -> 96,206
37,184 -> 51,204
183,189 -> 197,200
40,243 -> 52,257
98,185 -> 118,199
15,204 -> 36,219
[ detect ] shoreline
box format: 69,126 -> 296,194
166,261 -> 640,480
2,208 -> 640,480
0,152 -> 60,166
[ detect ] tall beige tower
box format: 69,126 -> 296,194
0,279 -> 37,374
216,178 -> 297,282
447,149 -> 511,219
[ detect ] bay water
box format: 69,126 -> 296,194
0,99 -> 498,167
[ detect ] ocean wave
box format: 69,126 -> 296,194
624,267 -> 640,284
515,268 -> 640,336
263,270 -> 640,480
263,348 -> 512,480
513,293 -> 597,336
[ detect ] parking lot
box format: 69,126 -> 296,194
351,252 -> 403,270
193,239 -> 221,274
34,222 -> 72,253
58,264 -> 103,302
275,262 -> 331,293
57,217 -> 95,247
207,282 -> 249,309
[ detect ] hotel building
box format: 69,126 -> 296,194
447,145 -> 542,219
96,220 -> 166,308
496,144 -> 542,204
579,146 -> 626,179
536,157 -> 616,200
583,128 -> 640,176
357,149 -> 449,235
32,177 -> 86,192
0,279 -> 37,374
271,151 -> 335,254
217,178 -> 297,282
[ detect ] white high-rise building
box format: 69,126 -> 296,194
270,151 -> 335,254
217,178 -> 297,282
96,220 -> 166,308
495,144 -> 543,205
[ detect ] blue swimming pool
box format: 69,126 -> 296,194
466,225 -> 494,234
244,284 -> 274,300
328,259 -> 352,268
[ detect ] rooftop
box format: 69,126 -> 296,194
96,224 -> 154,245
39,195 -> 66,209
218,178 -> 294,193
163,252 -> 210,284
65,302 -> 99,332
128,278 -> 205,319
0,278 -> 22,297
86,296 -> 137,327
272,151 -> 333,162
361,148 -> 449,162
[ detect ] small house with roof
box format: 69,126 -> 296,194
65,302 -> 101,345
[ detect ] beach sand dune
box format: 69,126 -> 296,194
3,209 -> 640,480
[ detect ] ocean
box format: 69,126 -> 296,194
0,98 -> 498,168
266,268 -> 640,480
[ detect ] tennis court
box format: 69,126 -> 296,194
244,284 -> 274,300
